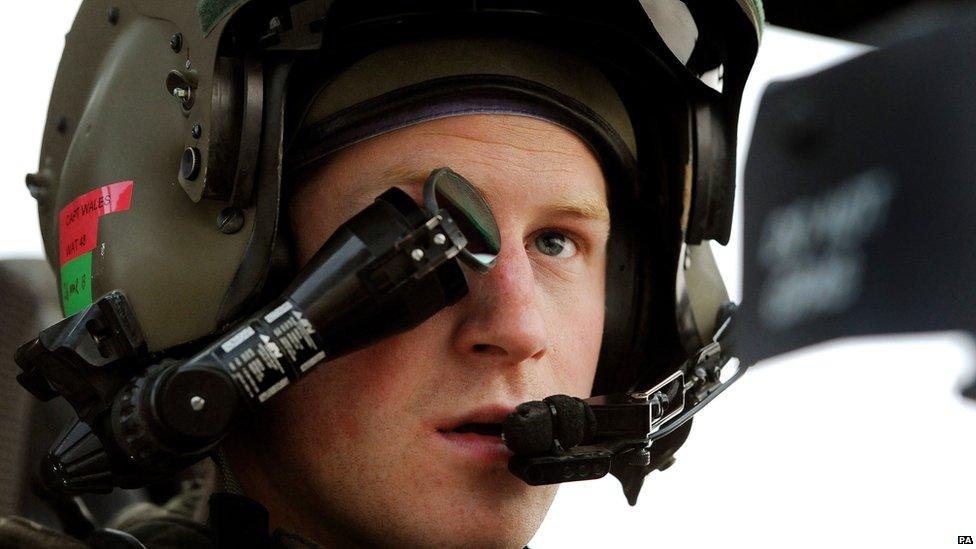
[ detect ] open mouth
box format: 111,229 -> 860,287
449,422 -> 503,437
435,410 -> 513,462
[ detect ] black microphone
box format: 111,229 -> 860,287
501,391 -> 678,488
503,382 -> 687,456
502,395 -> 597,455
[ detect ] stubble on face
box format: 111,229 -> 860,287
224,115 -> 609,548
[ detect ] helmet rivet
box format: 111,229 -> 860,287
180,147 -> 201,181
433,233 -> 447,246
107,7 -> 119,25
190,396 -> 205,411
170,33 -> 183,53
217,207 -> 245,235
411,249 -> 425,261
191,124 -> 202,139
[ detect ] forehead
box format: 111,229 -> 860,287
308,115 -> 608,218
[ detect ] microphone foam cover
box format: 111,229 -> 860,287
503,401 -> 553,455
543,395 -> 596,449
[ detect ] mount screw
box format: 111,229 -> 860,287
217,207 -> 245,234
190,396 -> 205,411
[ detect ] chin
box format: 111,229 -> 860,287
292,459 -> 559,549
402,515 -> 546,549
416,483 -> 557,549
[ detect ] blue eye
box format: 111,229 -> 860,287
534,231 -> 577,258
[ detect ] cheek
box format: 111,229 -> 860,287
289,185 -> 329,267
267,333 -> 435,455
544,270 -> 605,395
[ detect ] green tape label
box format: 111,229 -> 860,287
61,252 -> 93,316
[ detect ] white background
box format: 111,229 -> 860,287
1,3 -> 973,548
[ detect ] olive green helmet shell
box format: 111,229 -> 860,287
32,0 -> 764,364
35,0 -> 260,351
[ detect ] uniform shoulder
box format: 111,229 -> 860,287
0,515 -> 87,548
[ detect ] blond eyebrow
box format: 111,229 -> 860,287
545,199 -> 611,224
373,166 -> 431,188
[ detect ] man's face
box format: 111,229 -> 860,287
227,114 -> 609,547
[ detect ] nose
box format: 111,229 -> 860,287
451,241 -> 549,365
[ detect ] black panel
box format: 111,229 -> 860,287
764,0 -> 976,44
737,14 -> 976,373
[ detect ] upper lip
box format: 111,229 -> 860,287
436,403 -> 520,432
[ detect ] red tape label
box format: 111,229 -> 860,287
58,180 -> 134,266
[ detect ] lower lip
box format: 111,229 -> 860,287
436,431 -> 512,464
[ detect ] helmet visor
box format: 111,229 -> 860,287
636,0 -> 763,92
